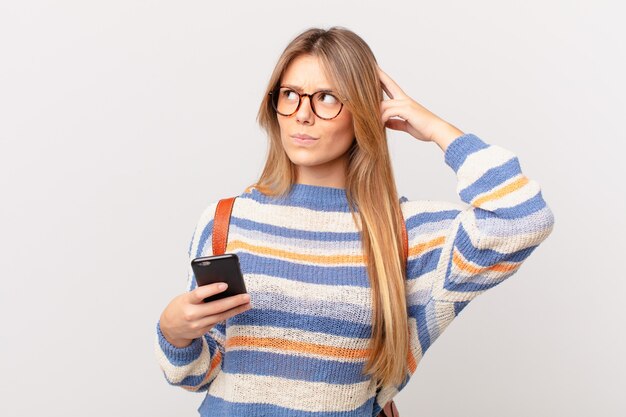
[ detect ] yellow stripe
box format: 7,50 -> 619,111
473,176 -> 529,206
452,248 -> 520,274
227,239 -> 364,263
409,236 -> 445,258
225,235 -> 447,266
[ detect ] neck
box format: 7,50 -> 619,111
294,156 -> 348,189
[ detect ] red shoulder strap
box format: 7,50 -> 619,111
401,218 -> 408,264
212,196 -> 237,256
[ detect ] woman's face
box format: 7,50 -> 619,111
276,54 -> 355,187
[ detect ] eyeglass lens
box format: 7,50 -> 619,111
272,87 -> 342,119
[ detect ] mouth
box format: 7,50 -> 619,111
291,133 -> 318,146
291,133 -> 318,140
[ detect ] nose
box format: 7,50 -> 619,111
295,95 -> 315,124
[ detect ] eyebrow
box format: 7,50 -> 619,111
281,84 -> 336,93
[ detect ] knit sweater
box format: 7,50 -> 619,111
154,132 -> 555,417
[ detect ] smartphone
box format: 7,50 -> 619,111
191,253 -> 248,303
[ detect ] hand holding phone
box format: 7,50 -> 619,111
158,253 -> 251,348
159,281 -> 252,348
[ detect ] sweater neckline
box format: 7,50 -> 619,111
249,182 -> 351,211
282,183 -> 349,209
288,182 -> 347,200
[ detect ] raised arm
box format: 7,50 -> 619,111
373,66 -> 554,414
376,64 -> 555,310
373,132 -> 555,414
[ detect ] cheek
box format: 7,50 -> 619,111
277,119 -> 290,143
338,111 -> 354,136
331,117 -> 354,145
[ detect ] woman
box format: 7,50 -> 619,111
155,26 -> 555,417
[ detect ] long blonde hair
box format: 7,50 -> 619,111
254,26 -> 409,389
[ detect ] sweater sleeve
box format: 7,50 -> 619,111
373,133 -> 555,413
154,203 -> 227,393
430,132 -> 555,305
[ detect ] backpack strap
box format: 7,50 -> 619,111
212,195 -> 408,263
212,196 -> 237,256
400,215 -> 408,265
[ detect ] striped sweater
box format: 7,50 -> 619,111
154,132 -> 555,417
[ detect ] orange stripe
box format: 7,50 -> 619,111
208,348 -> 222,375
452,249 -> 520,274
408,236 -> 445,258
407,345 -> 417,374
227,240 -> 364,264
226,336 -> 372,359
473,176 -> 529,206
225,235 -> 446,266
179,346 -> 223,392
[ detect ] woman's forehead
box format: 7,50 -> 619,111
280,83 -> 335,92
281,55 -> 336,90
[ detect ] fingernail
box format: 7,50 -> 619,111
219,283 -> 227,290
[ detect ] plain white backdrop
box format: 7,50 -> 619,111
1,1 -> 623,416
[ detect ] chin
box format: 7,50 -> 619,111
288,157 -> 322,167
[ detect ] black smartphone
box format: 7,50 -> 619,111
191,254 -> 248,303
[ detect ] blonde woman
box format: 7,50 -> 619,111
155,26 -> 555,417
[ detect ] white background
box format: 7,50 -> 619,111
1,1 -> 623,416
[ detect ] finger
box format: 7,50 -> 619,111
381,106 -> 408,124
376,64 -> 393,98
374,64 -> 393,99
384,118 -> 408,132
381,79 -> 393,100
200,292 -> 252,316
189,282 -> 229,304
377,66 -> 406,100
198,302 -> 253,329
380,97 -> 403,113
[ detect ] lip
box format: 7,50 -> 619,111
291,133 -> 318,140
291,133 -> 317,145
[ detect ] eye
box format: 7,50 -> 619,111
280,88 -> 298,100
317,92 -> 339,104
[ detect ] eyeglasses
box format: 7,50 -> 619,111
268,86 -> 347,120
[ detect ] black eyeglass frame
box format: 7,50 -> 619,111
268,86 -> 348,120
